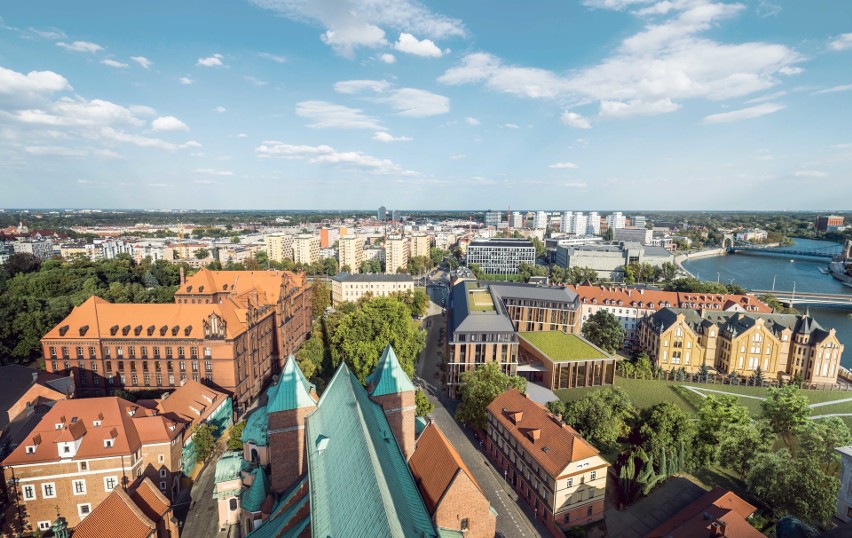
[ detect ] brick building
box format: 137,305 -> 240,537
815,215 -> 845,232
1,397 -> 184,533
487,389 -> 608,537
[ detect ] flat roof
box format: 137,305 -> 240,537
332,273 -> 414,283
469,238 -> 534,247
519,331 -> 610,362
467,288 -> 496,311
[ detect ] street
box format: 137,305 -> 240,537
178,451 -> 227,538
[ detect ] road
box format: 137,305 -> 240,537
415,284 -> 546,538
178,453 -> 226,538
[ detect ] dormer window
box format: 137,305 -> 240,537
104,439 -> 114,448
160,325 -> 168,336
93,420 -> 102,427
25,445 -> 36,454
110,325 -> 119,336
147,325 -> 155,336
55,423 -> 64,430
171,325 -> 179,336
134,325 -> 142,336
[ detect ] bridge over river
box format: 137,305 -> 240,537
729,243 -> 843,259
751,289 -> 852,309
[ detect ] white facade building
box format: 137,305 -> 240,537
466,238 -> 536,275
534,211 -> 548,230
606,212 -> 626,231
587,212 -> 601,235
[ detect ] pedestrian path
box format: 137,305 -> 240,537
681,384 -> 852,419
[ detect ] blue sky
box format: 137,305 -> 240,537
1,0 -> 851,210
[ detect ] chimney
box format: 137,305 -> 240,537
32,372 -> 38,385
179,266 -> 185,286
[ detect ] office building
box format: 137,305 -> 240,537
637,309 -> 844,384
555,242 -> 674,280
517,331 -> 617,390
534,211 -> 548,229
330,273 -> 414,306
816,215 -> 844,232
264,234 -> 293,262
391,209 -> 401,221
632,215 -> 647,229
485,211 -> 503,229
338,235 -> 363,272
292,234 -> 320,265
466,238 -> 535,275
410,233 -> 431,259
486,389 -> 608,536
735,228 -> 768,242
510,211 -> 524,229
385,235 -> 409,274
613,227 -> 653,244
377,206 -> 387,221
587,212 -> 601,235
2,397 -> 184,531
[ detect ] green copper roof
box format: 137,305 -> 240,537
241,467 -> 270,513
367,344 -> 415,397
415,416 -> 428,436
437,528 -> 465,538
214,451 -> 244,484
268,355 -> 317,413
246,492 -> 310,538
306,364 -> 437,538
242,406 -> 269,447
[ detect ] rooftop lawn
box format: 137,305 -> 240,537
519,331 -> 609,362
467,289 -> 495,311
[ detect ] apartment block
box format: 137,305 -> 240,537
338,235 -> 363,273
637,309 -> 844,384
318,227 -> 339,249
1,397 -> 184,533
466,238 -> 535,275
409,234 -> 431,259
330,273 -> 414,306
264,234 -> 293,262
292,234 -> 320,265
487,389 -> 608,537
12,239 -> 54,260
385,235 -> 409,274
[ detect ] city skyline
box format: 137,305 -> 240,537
1,1 -> 851,210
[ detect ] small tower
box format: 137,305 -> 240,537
367,344 -> 416,460
267,355 -> 317,493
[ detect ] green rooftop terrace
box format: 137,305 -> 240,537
467,288 -> 495,311
519,331 -> 610,362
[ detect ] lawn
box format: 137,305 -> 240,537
466,289 -> 495,311
519,331 -> 608,361
554,377 -> 698,413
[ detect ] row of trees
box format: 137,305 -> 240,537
546,384 -> 845,528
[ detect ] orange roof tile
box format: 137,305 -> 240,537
128,476 -> 171,522
645,486 -> 761,538
177,268 -> 307,306
487,389 -> 602,479
74,478 -> 167,538
2,397 -> 180,466
568,285 -> 771,314
43,295 -> 256,341
409,422 -> 486,514
140,379 -> 228,430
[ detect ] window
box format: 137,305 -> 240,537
158,454 -> 165,463
104,476 -> 118,491
49,346 -> 57,358
587,506 -> 593,516
78,504 -> 91,518
460,518 -> 469,530
160,468 -> 167,477
38,521 -> 52,531
41,482 -> 56,499
590,470 -> 597,480
78,461 -> 88,471
229,498 -> 238,511
567,478 -> 573,487
22,485 -> 36,501
73,479 -> 86,495
160,481 -> 167,490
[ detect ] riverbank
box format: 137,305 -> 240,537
674,248 -> 726,278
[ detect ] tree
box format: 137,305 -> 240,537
311,280 -> 330,318
581,310 -> 625,354
296,321 -> 326,381
194,248 -> 210,260
322,257 -> 339,276
603,228 -> 614,241
758,293 -> 799,314
230,235 -> 241,244
455,362 -> 527,430
415,390 -> 434,417
636,402 -> 694,466
718,420 -> 773,477
660,262 -> 677,282
227,421 -> 246,451
360,259 -> 381,274
530,236 -> 546,258
5,253 -> 41,276
329,296 -> 425,383
762,384 -> 811,449
430,247 -> 450,266
192,424 -> 216,463
746,449 -> 839,528
561,388 -> 636,452
468,263 -> 484,279
796,417 -> 852,474
407,256 -> 433,275
693,395 -> 751,466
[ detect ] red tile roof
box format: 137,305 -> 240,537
409,422 -> 485,514
568,285 -> 771,314
74,477 -> 168,538
139,379 -> 228,430
645,486 -> 762,538
487,389 -> 602,479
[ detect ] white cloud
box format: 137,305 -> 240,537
249,0 -> 464,57
757,1 -> 782,18
237,133 -> 248,138
245,76 -> 268,87
503,123 -> 519,129
101,59 -> 128,68
794,170 -> 827,178
29,28 -> 66,40
0,66 -> 71,96
57,41 -> 103,53
561,111 -> 592,129
197,53 -> 224,67
373,131 -> 412,142
295,100 -> 385,130
565,181 -> 588,188
439,2 -> 802,121
258,52 -> 286,63
182,140 -> 202,148
779,66 -> 802,76
394,32 -> 442,57
129,105 -> 157,116
701,103 -> 785,124
193,179 -> 219,185
214,106 -> 227,113
581,0 -> 653,10
13,97 -> 145,127
829,33 -> 852,51
334,79 -> 391,94
193,168 -> 234,176
255,140 -> 416,175
99,127 -> 179,151
549,162 -> 579,169
380,53 -> 397,64
178,76 -> 193,85
600,98 -> 680,118
813,84 -> 852,95
464,117 -> 480,126
131,56 -> 152,69
151,115 -> 189,132
449,153 -> 466,160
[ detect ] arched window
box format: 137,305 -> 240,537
229,498 -> 238,511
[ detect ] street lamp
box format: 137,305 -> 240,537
716,272 -> 720,283
729,278 -> 735,286
772,274 -> 777,291
792,281 -> 796,302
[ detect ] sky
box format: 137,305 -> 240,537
0,0 -> 851,211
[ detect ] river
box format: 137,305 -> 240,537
682,238 -> 852,368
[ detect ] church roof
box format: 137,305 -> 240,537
242,406 -> 268,446
306,364 -> 436,538
367,344 -> 415,397
241,467 -> 271,513
267,355 -> 317,413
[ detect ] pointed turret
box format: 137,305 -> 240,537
267,355 -> 317,493
368,344 -> 416,460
